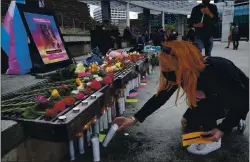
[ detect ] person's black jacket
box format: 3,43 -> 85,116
152,31 -> 165,46
123,28 -> 132,41
190,3 -> 218,37
187,28 -> 196,42
134,57 -> 249,133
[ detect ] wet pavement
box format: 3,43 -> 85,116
78,42 -> 249,162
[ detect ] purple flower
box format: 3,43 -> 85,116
35,96 -> 48,103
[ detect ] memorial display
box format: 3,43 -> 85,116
16,4 -> 72,73
1,3 -> 158,161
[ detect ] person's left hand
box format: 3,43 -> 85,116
201,128 -> 224,142
201,7 -> 211,15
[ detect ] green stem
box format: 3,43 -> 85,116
15,85 -> 76,95
1,102 -> 36,107
1,107 -> 30,113
1,93 -> 47,103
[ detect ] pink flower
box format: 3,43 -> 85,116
60,84 -> 68,89
35,96 -> 47,103
76,92 -> 86,100
78,72 -> 87,78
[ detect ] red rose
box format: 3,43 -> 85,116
45,108 -> 57,117
102,76 -> 112,85
89,80 -> 101,90
76,92 -> 86,100
53,101 -> 66,112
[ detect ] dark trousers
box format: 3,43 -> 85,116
183,97 -> 248,133
232,34 -> 240,49
183,98 -> 226,132
195,36 -> 213,56
233,40 -> 239,49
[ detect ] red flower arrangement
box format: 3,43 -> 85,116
102,75 -> 112,85
44,101 -> 66,118
63,96 -> 76,106
76,92 -> 86,100
89,80 -> 101,90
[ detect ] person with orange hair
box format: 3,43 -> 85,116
113,40 -> 248,155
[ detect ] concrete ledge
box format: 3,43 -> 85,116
63,35 -> 91,43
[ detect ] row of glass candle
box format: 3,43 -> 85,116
69,67 -> 153,161
69,106 -> 114,161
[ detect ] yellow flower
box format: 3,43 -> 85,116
76,78 -> 83,86
51,89 -> 60,97
115,62 -> 121,68
75,62 -> 86,74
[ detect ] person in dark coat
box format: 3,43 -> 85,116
189,0 -> 218,56
123,26 -> 132,46
231,23 -> 240,50
113,40 -> 248,156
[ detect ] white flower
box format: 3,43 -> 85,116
96,77 -> 103,81
71,90 -> 79,95
77,85 -> 84,91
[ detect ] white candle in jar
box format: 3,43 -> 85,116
112,101 -> 116,118
78,136 -> 84,154
102,124 -> 119,147
103,111 -> 108,130
118,98 -> 123,115
107,107 -> 112,123
69,140 -> 75,161
99,116 -> 104,132
91,135 -> 100,162
94,119 -> 100,134
87,126 -> 92,146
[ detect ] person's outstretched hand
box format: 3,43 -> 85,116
201,128 -> 224,142
112,117 -> 136,131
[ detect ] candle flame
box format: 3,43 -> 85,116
92,117 -> 97,123
76,132 -> 83,137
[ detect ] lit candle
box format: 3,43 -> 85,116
87,126 -> 92,146
129,80 -> 133,91
94,119 -> 100,134
91,134 -> 100,162
113,101 -> 116,118
69,140 -> 75,161
102,124 -> 119,147
107,107 -> 112,123
126,86 -> 129,97
99,116 -> 104,132
123,89 -> 127,99
78,135 -> 84,154
118,98 -> 123,115
103,111 -> 108,129
132,79 -> 135,89
122,97 -> 125,112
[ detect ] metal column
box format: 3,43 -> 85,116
126,2 -> 130,27
162,12 -> 165,29
101,0 -> 111,27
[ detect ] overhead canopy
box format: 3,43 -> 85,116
80,0 -> 205,15
81,0 -> 230,15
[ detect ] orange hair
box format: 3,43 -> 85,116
157,40 -> 205,108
